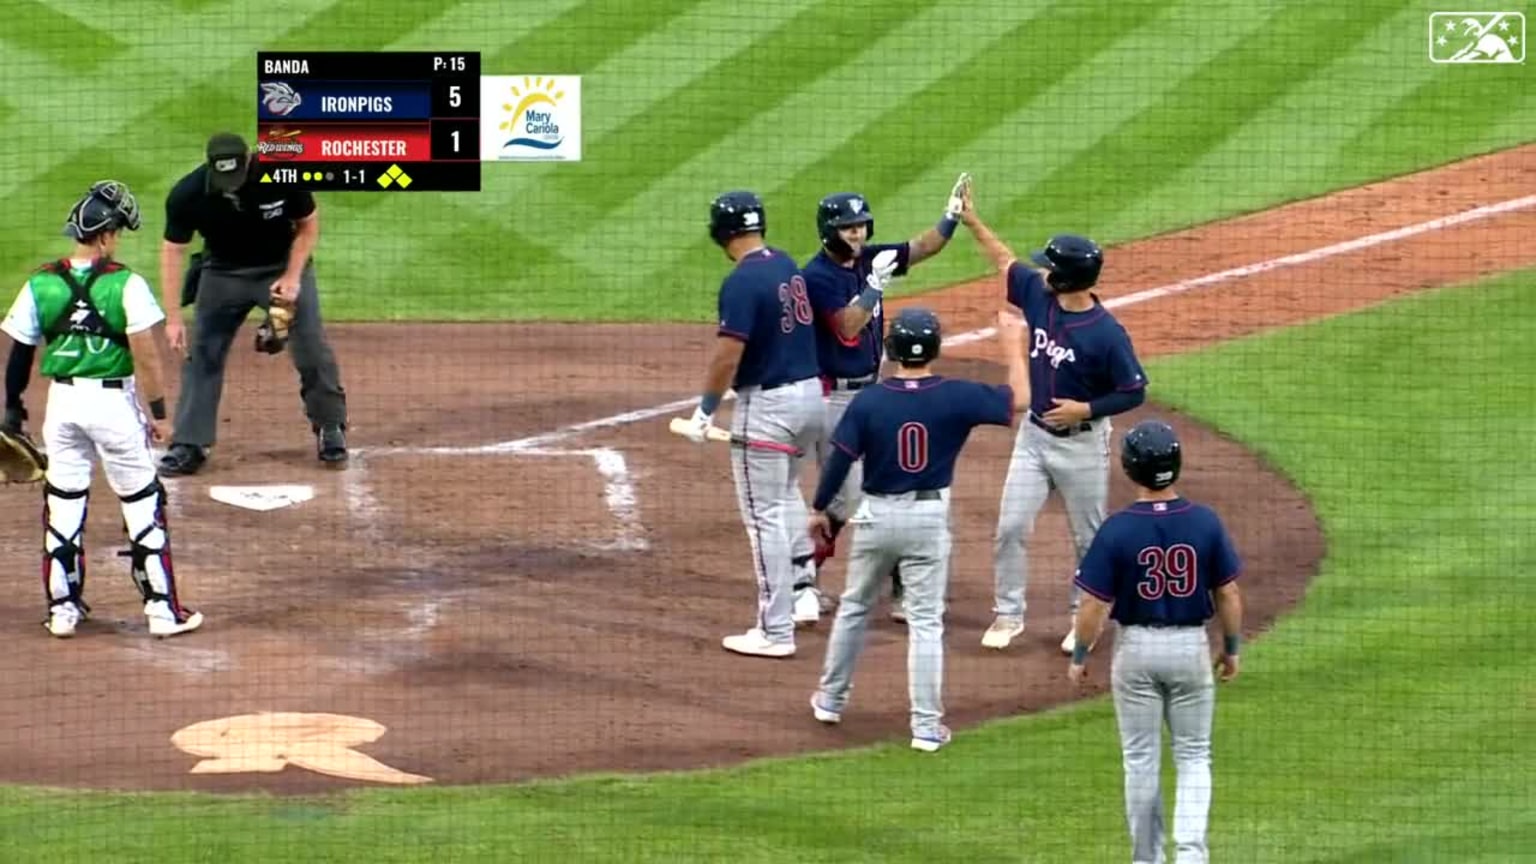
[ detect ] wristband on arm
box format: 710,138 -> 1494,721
854,286 -> 881,312
936,213 -> 957,239
1223,633 -> 1241,656
699,393 -> 722,416
148,398 -> 167,421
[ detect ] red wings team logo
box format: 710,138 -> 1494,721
258,127 -> 305,160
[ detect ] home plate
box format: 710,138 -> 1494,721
209,485 -> 315,511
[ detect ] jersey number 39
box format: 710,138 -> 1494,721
778,276 -> 813,334
1135,543 -> 1197,600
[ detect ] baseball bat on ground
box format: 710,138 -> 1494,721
668,417 -> 804,457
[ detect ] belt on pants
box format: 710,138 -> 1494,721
752,376 -> 817,393
1124,622 -> 1204,630
53,376 -> 125,389
1029,412 -> 1092,437
866,488 -> 946,501
826,373 -> 877,391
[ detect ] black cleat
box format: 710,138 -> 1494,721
316,424 -> 348,464
157,443 -> 206,477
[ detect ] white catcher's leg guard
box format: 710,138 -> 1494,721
42,482 -> 91,620
118,479 -> 201,636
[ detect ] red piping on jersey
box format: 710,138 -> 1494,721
1125,501 -> 1195,517
879,377 -> 946,392
717,327 -> 750,342
833,440 -> 858,458
1072,577 -> 1114,603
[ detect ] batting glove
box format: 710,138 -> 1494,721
682,405 -> 711,444
945,172 -> 972,218
866,248 -> 901,293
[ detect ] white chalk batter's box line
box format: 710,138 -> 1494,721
347,193 -> 1536,549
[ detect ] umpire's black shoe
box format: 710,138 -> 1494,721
157,444 -> 206,477
316,424 -> 348,464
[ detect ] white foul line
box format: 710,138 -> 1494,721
363,192 -> 1535,451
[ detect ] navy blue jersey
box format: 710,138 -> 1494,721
1072,498 -> 1242,627
803,243 -> 912,379
813,376 -> 1012,508
717,247 -> 821,390
1006,262 -> 1147,418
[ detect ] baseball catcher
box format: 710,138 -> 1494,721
1,179 -> 203,639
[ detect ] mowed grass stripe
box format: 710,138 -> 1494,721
458,0 -> 828,223
1002,0 -> 1416,236
1114,2 -> 1452,236
1,0 -> 126,73
0,1 -> 338,200
568,0 -> 1064,276
763,0 -> 1166,258
842,0 -> 1285,296
1329,58 -> 1536,182
545,0 -> 948,253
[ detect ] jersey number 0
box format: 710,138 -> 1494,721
778,276 -> 812,334
897,422 -> 929,472
1135,543 -> 1197,600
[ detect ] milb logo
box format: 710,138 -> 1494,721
1428,12 -> 1524,63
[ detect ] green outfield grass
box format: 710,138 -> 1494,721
2,0 -> 1532,321
0,267 -> 1530,863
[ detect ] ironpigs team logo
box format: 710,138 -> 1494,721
257,127 -> 304,160
1429,12 -> 1524,63
480,76 -> 582,161
260,82 -> 303,115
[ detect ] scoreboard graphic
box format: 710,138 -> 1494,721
253,52 -> 582,192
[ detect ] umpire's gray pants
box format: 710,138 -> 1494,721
174,260 -> 347,447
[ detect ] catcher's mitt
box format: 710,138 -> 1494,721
0,427 -> 47,484
255,302 -> 293,354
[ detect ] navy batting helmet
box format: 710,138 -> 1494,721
1121,420 -> 1182,490
1030,234 -> 1102,293
816,192 -> 874,259
64,180 -> 141,241
708,190 -> 766,247
884,307 -> 941,366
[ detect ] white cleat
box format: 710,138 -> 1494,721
722,628 -> 795,658
43,603 -> 82,638
981,616 -> 1025,649
792,587 -> 821,626
910,725 -> 952,752
146,601 -> 203,638
810,695 -> 842,724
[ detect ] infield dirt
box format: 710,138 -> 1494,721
0,145 -> 1529,792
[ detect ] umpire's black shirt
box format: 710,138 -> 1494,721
164,165 -> 315,269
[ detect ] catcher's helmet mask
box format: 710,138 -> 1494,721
1120,419 -> 1182,490
1030,233 -> 1102,294
64,180 -> 142,243
885,307 -> 942,367
708,190 -> 767,250
817,192 -> 874,261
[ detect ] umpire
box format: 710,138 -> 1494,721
157,131 -> 348,476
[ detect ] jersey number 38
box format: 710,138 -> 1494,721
778,276 -> 813,334
1135,543 -> 1197,600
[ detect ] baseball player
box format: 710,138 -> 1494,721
1066,420 -> 1244,864
679,190 -> 827,659
1,180 -> 203,638
157,132 -> 349,476
961,203 -> 1149,653
795,175 -> 973,626
808,306 -> 1027,752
